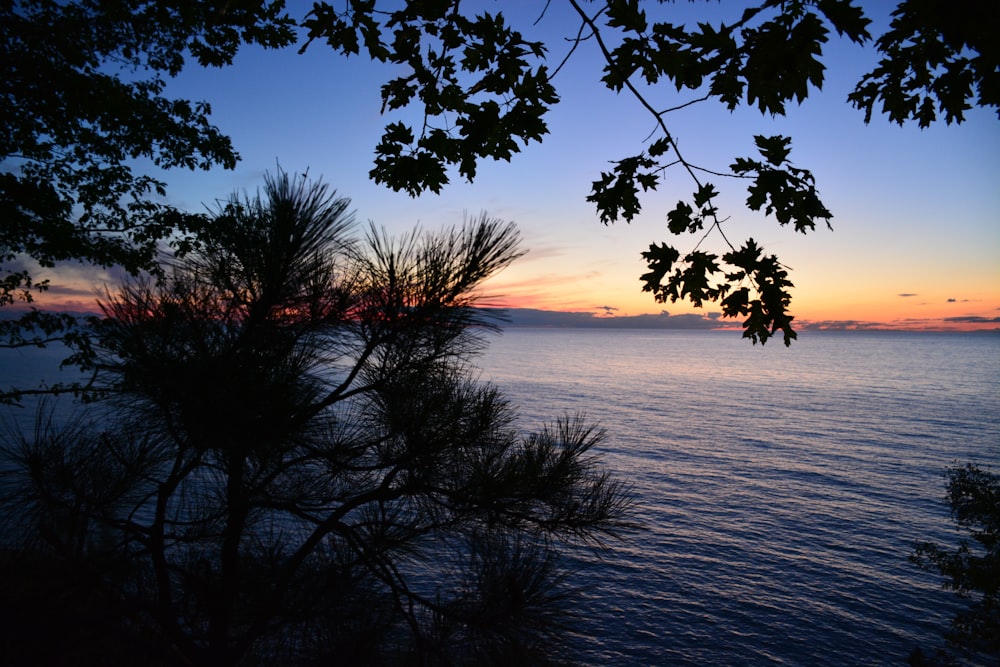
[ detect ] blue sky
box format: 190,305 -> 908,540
82,1 -> 1000,329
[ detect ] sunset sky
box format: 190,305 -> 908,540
31,1 -> 1000,331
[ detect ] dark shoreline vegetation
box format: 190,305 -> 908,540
0,172 -> 632,665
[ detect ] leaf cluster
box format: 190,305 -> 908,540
640,237 -> 796,346
912,463 -> 1000,659
849,0 -> 1000,126
571,1 -> 868,342
303,2 -> 558,196
731,135 -> 833,233
601,0 -> 869,114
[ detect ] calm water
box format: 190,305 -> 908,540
2,330 -> 998,664
475,329 -> 1000,665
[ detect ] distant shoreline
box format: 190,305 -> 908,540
3,306 -> 997,335
482,308 -> 1000,334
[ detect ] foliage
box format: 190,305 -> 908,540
848,0 -> 1000,127
1,0 -> 296,350
299,0 -> 997,345
0,171 -> 631,665
911,463 -> 1000,662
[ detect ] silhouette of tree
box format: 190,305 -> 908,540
910,463 -> 1000,664
1,0 -> 296,361
3,1 -> 997,366
0,170 -> 631,665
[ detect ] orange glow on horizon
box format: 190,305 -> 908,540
10,292 -> 998,333
10,269 -> 1000,335
482,289 -> 1000,333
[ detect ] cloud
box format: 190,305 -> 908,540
947,298 -> 957,302
798,320 -> 883,331
485,272 -> 600,293
41,284 -> 98,298
493,308 -> 735,330
898,293 -> 918,298
943,315 -> 1000,324
513,244 -> 566,262
795,314 -> 1000,332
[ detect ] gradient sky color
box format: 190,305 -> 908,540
26,1 -> 1000,331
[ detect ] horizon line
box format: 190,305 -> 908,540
2,303 -> 997,335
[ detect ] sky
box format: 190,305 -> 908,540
31,1 -> 1000,331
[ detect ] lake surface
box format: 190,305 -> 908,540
2,329 -> 998,664
475,328 -> 1000,665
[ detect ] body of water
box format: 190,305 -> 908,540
2,329 -> 998,664
475,328 -> 1000,665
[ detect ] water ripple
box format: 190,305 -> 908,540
480,330 -> 999,665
